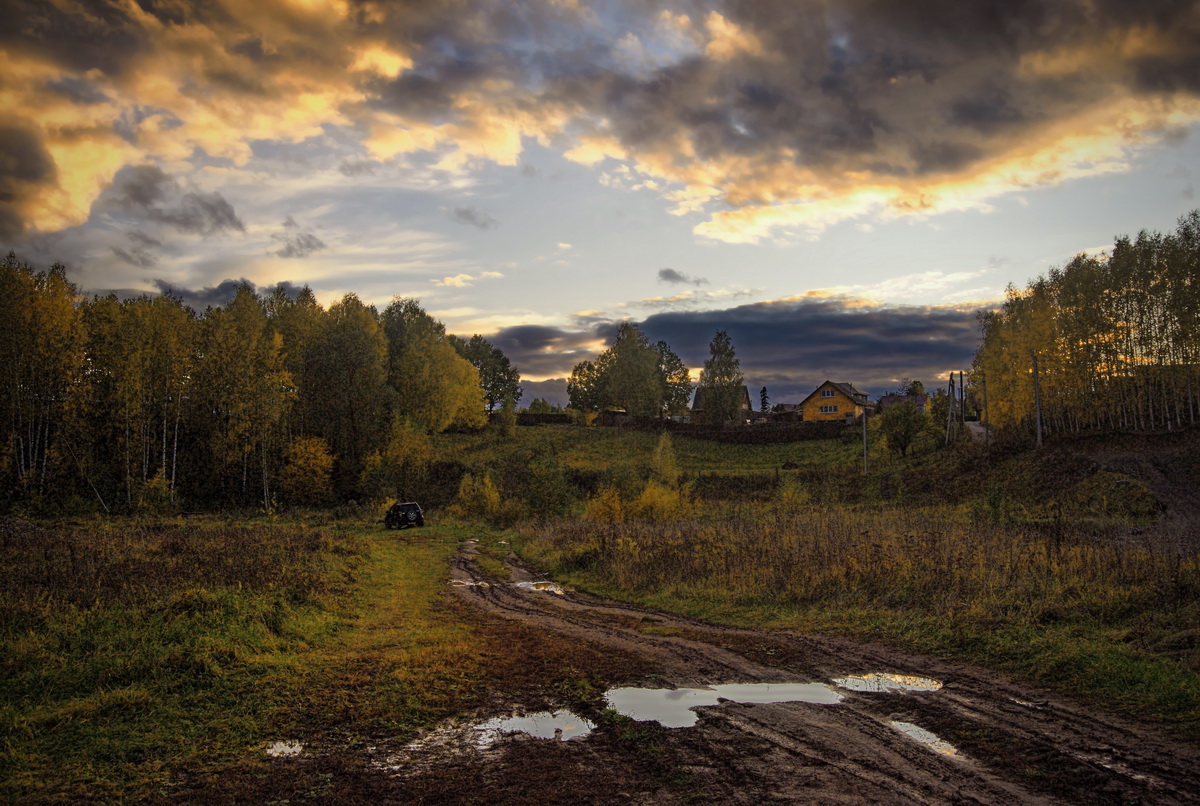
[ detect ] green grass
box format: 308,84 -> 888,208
0,517 -> 491,803
433,424 -> 860,476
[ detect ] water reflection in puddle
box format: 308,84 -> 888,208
833,673 -> 943,693
265,741 -> 303,757
605,683 -> 843,728
512,581 -> 567,595
450,579 -> 490,588
475,712 -> 595,742
400,711 -> 594,760
890,721 -> 959,756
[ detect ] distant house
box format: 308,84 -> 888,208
798,381 -> 870,422
877,392 -> 930,413
691,385 -> 753,422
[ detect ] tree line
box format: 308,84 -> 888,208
0,254 -> 520,510
973,211 -> 1200,436
566,323 -> 746,424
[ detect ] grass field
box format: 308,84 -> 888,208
0,516 -> 492,802
5,422 -> 1198,799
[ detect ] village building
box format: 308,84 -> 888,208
797,381 -> 871,422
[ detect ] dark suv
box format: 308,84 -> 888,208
384,501 -> 424,529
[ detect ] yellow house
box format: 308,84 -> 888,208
798,381 -> 870,422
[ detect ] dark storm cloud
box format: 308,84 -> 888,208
448,206 -> 499,230
0,125 -> 57,241
152,277 -> 255,311
638,296 -> 982,400
0,0 -> 149,76
658,268 -> 708,286
521,378 -> 569,407
103,164 -> 245,236
478,322 -> 615,378
479,295 -> 982,403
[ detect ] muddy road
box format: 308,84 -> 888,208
378,539 -> 1200,805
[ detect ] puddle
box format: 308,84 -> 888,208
605,683 -> 843,728
265,740 -> 303,757
512,581 -> 567,595
474,712 -> 594,742
890,721 -> 959,756
833,673 -> 943,693
450,579 -> 490,588
392,711 -> 594,766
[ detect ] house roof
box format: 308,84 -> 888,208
797,380 -> 870,409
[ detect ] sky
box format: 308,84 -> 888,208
4,0 -> 1199,406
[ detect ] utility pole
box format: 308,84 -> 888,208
945,372 -> 955,445
862,405 -> 868,475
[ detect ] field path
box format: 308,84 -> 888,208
409,539 -> 1200,805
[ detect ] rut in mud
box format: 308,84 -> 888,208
389,539 -> 1200,805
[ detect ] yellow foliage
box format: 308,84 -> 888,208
279,437 -> 334,506
583,485 -> 624,524
456,472 -> 501,520
628,480 -> 692,522
776,475 -> 811,513
136,473 -> 174,515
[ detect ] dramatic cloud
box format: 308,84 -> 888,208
103,165 -> 245,236
151,278 -> 255,311
0,125 -> 56,240
658,268 -> 709,286
481,295 -> 983,404
448,206 -> 499,230
639,295 -> 984,401
2,0 -> 1197,247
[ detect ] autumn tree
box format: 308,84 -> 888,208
0,255 -> 84,498
279,436 -> 334,506
973,211 -> 1200,437
307,293 -> 388,496
567,359 -> 603,412
190,284 -> 294,504
655,340 -> 693,416
880,398 -> 927,457
381,297 -> 487,433
449,333 -> 521,412
567,324 -> 690,418
697,330 -> 744,424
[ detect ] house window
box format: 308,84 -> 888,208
821,389 -> 835,398
819,405 -> 838,414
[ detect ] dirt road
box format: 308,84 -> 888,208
375,539 -> 1200,805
